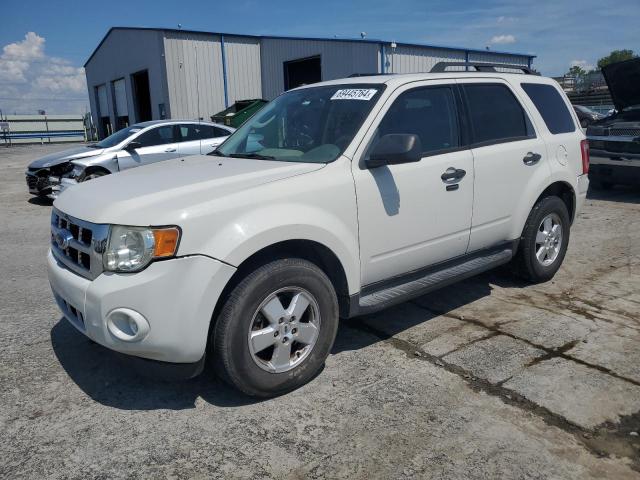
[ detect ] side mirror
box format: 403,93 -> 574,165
124,141 -> 141,152
365,134 -> 423,169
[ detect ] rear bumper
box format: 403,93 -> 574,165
47,250 -> 237,364
576,174 -> 589,217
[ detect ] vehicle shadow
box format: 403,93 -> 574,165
333,268 -> 528,354
51,269 -> 526,410
28,196 -> 53,206
587,184 -> 640,204
50,320 -> 265,410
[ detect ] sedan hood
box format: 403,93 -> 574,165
28,145 -> 106,169
54,155 -> 325,225
602,58 -> 640,112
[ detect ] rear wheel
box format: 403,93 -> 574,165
513,196 -> 570,283
211,258 -> 339,397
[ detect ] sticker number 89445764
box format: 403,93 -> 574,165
330,89 -> 378,101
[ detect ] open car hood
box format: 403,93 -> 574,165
602,58 -> 640,112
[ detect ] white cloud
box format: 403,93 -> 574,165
570,59 -> 594,71
489,34 -> 516,45
0,32 -> 87,114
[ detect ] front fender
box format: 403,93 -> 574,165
197,203 -> 360,295
71,153 -> 118,173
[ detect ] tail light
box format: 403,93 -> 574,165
580,139 -> 589,174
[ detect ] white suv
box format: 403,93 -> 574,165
48,63 -> 589,397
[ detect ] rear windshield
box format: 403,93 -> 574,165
521,83 -> 576,134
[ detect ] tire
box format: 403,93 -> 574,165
211,258 -> 339,397
580,118 -> 589,128
513,196 -> 570,283
82,170 -> 108,182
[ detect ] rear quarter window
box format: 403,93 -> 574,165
521,83 -> 576,134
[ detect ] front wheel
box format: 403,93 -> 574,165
82,170 -> 108,182
513,196 -> 570,283
211,258 -> 339,397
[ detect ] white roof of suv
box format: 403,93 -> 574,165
298,71 -> 557,91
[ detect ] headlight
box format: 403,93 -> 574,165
104,225 -> 181,272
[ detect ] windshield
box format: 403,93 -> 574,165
93,125 -> 143,148
215,84 -> 384,163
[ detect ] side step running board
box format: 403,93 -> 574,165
351,246 -> 515,317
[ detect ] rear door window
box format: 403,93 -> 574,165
213,126 -> 231,137
521,83 -> 576,134
463,83 -> 535,146
177,124 -> 200,142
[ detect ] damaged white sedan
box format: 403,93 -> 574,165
25,120 -> 234,198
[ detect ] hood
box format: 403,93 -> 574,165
602,58 -> 640,112
28,145 -> 106,169
54,155 -> 325,225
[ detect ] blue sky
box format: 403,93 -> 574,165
1,0 -> 638,114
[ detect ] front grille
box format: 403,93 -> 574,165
51,208 -> 109,279
25,172 -> 51,192
609,128 -> 640,137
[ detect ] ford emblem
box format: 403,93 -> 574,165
55,229 -> 74,250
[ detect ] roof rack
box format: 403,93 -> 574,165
430,62 -> 538,75
348,73 -> 392,77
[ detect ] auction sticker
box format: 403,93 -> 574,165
331,89 -> 378,100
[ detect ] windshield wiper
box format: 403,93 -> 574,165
207,149 -> 225,156
87,143 -> 102,148
227,152 -> 276,160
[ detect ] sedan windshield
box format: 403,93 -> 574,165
93,125 -> 143,148
215,84 -> 384,163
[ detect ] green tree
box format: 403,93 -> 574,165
597,49 -> 637,69
568,65 -> 586,78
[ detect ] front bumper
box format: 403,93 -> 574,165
25,171 -> 61,198
47,250 -> 236,365
589,149 -> 640,186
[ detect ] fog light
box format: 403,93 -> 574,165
106,308 -> 149,342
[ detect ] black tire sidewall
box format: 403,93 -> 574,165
521,196 -> 570,282
214,259 -> 339,397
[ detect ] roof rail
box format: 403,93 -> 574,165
430,62 -> 539,75
348,73 -> 392,77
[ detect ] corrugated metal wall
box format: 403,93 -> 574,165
260,38 -> 380,99
84,28 -> 167,137
164,32 -> 226,120
163,32 -> 262,120
387,46 -> 466,73
224,36 -> 262,104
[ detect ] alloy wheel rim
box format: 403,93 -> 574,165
535,213 -> 563,267
247,287 -> 321,373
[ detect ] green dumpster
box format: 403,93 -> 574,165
211,99 -> 268,129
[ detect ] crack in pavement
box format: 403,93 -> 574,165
346,304 -> 640,470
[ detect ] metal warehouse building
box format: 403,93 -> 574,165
85,27 -> 535,137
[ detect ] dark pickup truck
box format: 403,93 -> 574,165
587,58 -> 640,189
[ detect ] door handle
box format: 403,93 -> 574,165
523,152 -> 541,165
441,167 -> 466,182
165,147 -> 177,152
